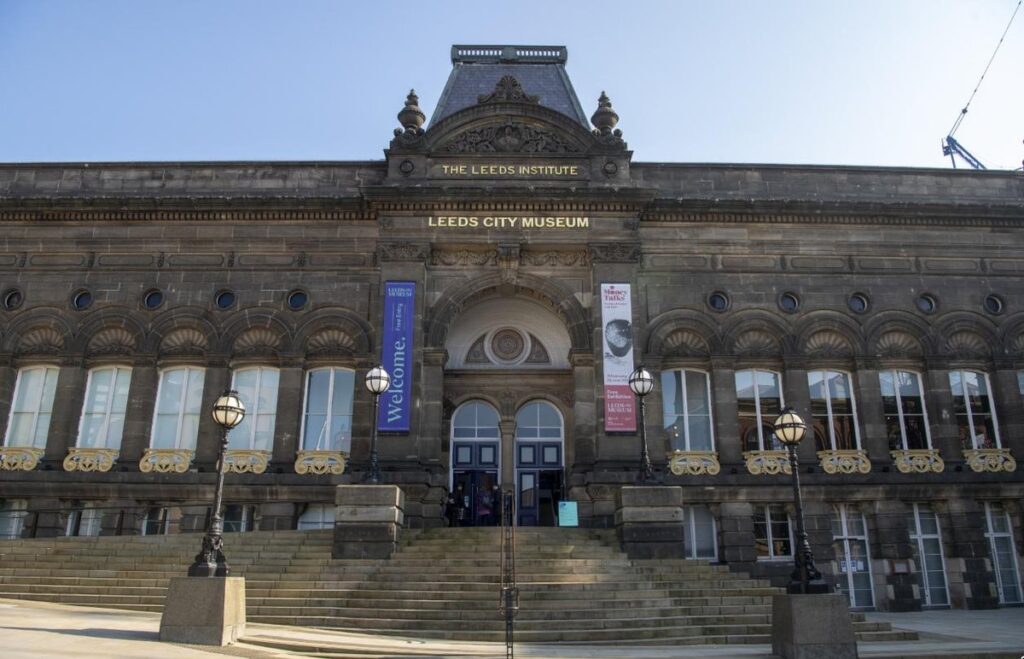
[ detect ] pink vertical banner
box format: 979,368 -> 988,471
600,283 -> 636,432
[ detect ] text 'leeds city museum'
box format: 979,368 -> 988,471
1,45 -> 1023,612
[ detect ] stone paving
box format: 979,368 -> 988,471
2,597 -> 1022,659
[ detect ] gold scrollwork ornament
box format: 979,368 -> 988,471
63,447 -> 119,472
890,448 -> 944,474
223,449 -> 270,474
963,448 -> 1016,473
139,448 -> 193,474
294,450 -> 347,475
666,450 -> 721,476
817,449 -> 872,475
0,446 -> 44,471
743,450 -> 792,475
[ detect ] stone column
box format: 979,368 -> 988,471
43,359 -> 87,466
333,484 -> 404,559
923,363 -> 961,465
711,359 -> 741,466
570,350 -> 597,467
866,499 -> 919,611
941,497 -> 999,609
615,485 -> 685,559
271,363 -> 303,469
854,362 -> 888,467
418,348 -> 446,472
195,360 -> 230,467
991,366 -> 1023,459
782,360 -> 817,465
718,501 -> 757,574
499,418 -> 516,488
120,358 -> 158,468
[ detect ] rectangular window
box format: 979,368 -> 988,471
151,367 -> 205,450
879,370 -> 931,451
77,366 -> 132,449
0,500 -> 27,539
230,367 -> 279,451
223,504 -> 256,533
984,502 -> 1023,604
949,371 -> 1001,449
66,506 -> 102,537
661,369 -> 714,451
808,370 -> 860,451
684,505 -> 717,560
297,503 -> 335,530
754,504 -> 793,559
832,504 -> 874,609
4,366 -> 59,448
141,507 -> 168,536
908,503 -> 949,607
736,369 -> 784,451
301,368 -> 355,452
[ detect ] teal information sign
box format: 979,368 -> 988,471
557,501 -> 579,527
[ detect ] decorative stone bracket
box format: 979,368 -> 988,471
295,450 -> 347,475
743,450 -> 792,475
139,448 -> 194,474
223,449 -> 270,474
817,449 -> 871,475
666,450 -> 720,476
963,448 -> 1016,473
0,446 -> 44,471
63,447 -> 119,472
890,448 -> 944,474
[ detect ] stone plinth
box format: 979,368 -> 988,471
159,576 -> 245,646
615,485 -> 685,559
334,484 -> 404,559
772,593 -> 857,659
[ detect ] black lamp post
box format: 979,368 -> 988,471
188,389 -> 245,578
772,407 -> 829,594
628,366 -> 656,485
364,365 -> 391,484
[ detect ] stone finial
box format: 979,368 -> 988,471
591,91 -> 620,136
395,89 -> 426,135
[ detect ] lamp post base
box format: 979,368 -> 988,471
187,532 -> 229,577
771,593 -> 857,659
159,576 -> 246,646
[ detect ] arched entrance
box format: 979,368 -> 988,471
514,400 -> 564,526
450,400 -> 501,526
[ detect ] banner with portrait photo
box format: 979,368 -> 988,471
600,283 -> 636,432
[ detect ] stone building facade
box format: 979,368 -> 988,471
0,45 -> 1022,612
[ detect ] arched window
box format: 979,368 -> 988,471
661,369 -> 714,451
807,370 -> 860,451
4,366 -> 59,448
452,401 -> 500,440
300,367 -> 355,453
949,370 -> 1000,449
515,401 -> 563,441
879,370 -> 931,451
151,367 -> 205,450
736,369 -> 783,452
230,367 -> 280,451
77,366 -> 132,450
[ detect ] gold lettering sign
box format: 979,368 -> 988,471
436,162 -> 584,178
428,216 -> 590,229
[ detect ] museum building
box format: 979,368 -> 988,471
0,45 -> 1023,612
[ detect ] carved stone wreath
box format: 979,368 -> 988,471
442,121 -> 582,154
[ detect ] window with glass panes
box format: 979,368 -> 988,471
223,504 -> 256,533
230,367 -> 279,451
879,370 -> 930,451
949,371 -> 1001,450
452,401 -> 501,440
908,504 -> 949,607
661,369 -> 714,451
300,368 -> 355,452
832,504 -> 874,609
683,505 -> 717,560
515,401 -> 563,440
984,502 -> 1023,604
66,506 -> 102,537
151,367 -> 205,450
76,366 -> 132,449
736,369 -> 784,451
754,505 -> 793,559
0,500 -> 27,539
298,503 -> 336,530
807,370 -> 860,451
4,366 -> 59,448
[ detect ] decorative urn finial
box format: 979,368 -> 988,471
591,91 -> 620,136
395,89 -> 426,135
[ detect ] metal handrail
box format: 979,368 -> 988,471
498,487 -> 518,659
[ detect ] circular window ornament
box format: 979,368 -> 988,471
984,294 -> 1004,315
490,328 -> 527,363
72,289 -> 93,311
287,289 -> 309,311
143,289 -> 164,310
778,292 -> 800,314
916,293 -> 937,315
2,288 -> 23,311
215,289 -> 236,310
707,291 -> 730,312
848,292 -> 869,314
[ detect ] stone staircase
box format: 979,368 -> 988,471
0,527 -> 915,645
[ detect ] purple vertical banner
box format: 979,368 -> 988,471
378,281 -> 415,431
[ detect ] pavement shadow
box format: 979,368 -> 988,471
1,626 -> 157,642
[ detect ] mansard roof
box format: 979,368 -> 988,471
431,45 -> 589,128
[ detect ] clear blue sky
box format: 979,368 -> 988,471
1,0 -> 1021,169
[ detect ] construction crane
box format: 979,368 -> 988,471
941,0 -> 1021,170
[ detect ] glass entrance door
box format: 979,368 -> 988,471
514,401 -> 565,526
451,440 -> 499,526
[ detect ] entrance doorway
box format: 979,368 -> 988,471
450,401 -> 501,527
515,402 -> 564,527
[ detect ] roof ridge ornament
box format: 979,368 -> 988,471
396,89 -> 426,134
590,91 -> 625,148
478,76 -> 540,105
